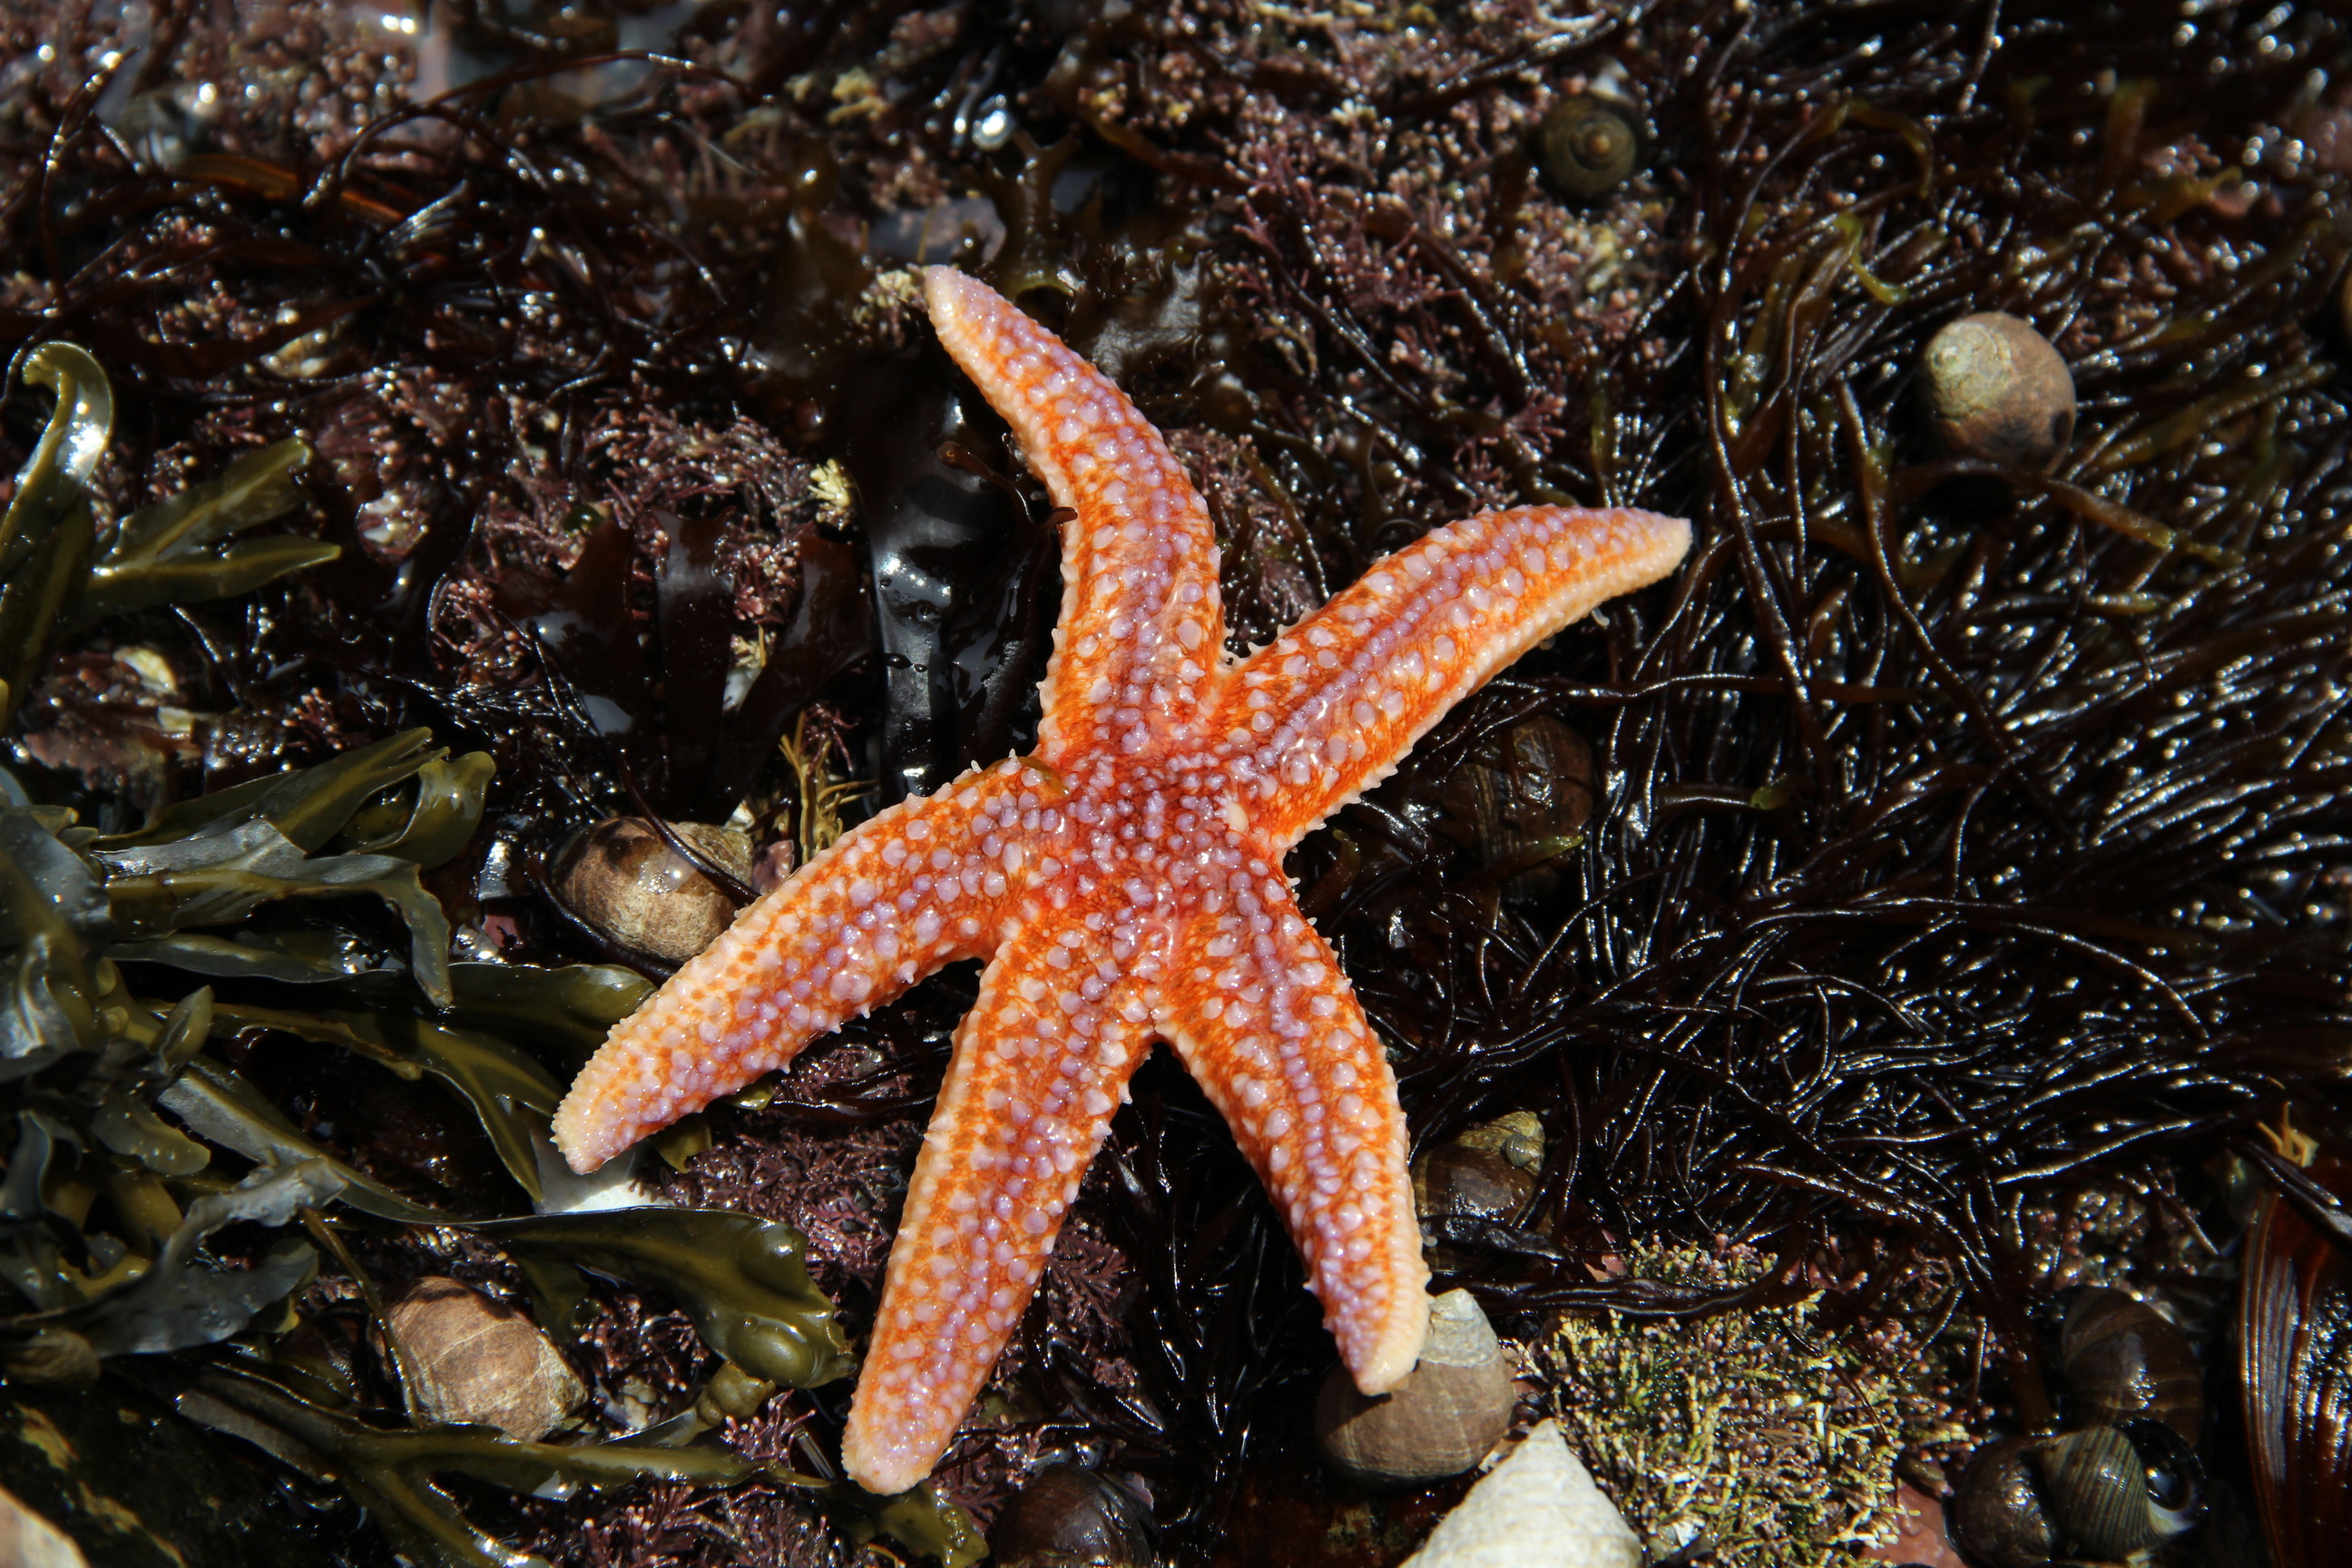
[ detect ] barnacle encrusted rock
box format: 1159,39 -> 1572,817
1401,1420 -> 1640,1568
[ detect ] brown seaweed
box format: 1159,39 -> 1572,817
3,0 -> 2351,1562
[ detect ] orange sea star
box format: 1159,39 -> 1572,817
552,267 -> 1691,1494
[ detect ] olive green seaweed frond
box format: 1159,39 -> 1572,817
0,341 -> 337,728
0,729 -> 970,1566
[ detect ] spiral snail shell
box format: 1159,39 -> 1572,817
987,1465 -> 1158,1568
1316,1289 -> 1515,1487
2037,1426 -> 2189,1561
1952,1424 -> 2200,1568
1950,1435 -> 2054,1568
2061,1289 -> 2203,1444
1537,95 -> 1641,199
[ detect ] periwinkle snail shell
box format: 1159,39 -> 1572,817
2038,1426 -> 2167,1560
1953,1425 -> 2198,1568
2062,1289 -> 2204,1444
988,1465 -> 1157,1568
1951,1436 -> 2056,1568
1315,1289 -> 1514,1487
1537,95 -> 1640,198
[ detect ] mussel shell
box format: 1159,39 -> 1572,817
1537,95 -> 1641,199
2240,1153 -> 2352,1566
2061,1288 -> 2203,1443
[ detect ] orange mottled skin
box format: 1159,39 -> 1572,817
553,268 -> 1692,1494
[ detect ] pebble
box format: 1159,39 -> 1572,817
0,1484 -> 85,1568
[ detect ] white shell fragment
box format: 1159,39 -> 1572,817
1402,1419 -> 1642,1568
0,1482 -> 86,1568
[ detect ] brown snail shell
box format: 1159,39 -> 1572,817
1537,95 -> 1641,199
553,817 -> 751,964
385,1278 -> 584,1441
1428,714 -> 1595,904
2033,1426 -> 2169,1561
1413,1143 -> 1535,1229
1921,312 -> 2076,471
1952,1424 -> 2198,1568
1950,1435 -> 2056,1568
988,1464 -> 1158,1568
1316,1289 -> 1514,1487
2061,1289 -> 2203,1443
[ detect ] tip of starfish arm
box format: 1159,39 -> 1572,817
1347,1276 -> 1434,1396
840,1419 -> 930,1496
1619,507 -> 1695,581
550,1091 -> 615,1174
1644,506 -> 1694,558
920,264 -> 989,324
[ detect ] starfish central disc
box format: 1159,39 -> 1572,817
552,266 -> 1693,1496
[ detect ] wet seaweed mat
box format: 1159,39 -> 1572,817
0,0 -> 2348,1564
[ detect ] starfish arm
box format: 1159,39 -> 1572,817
840,918 -> 1157,1494
1216,505 -> 1691,846
1157,869 -> 1430,1394
552,766 -> 1040,1173
923,267 -> 1227,764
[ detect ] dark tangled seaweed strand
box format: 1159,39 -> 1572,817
3,0 -> 2352,1563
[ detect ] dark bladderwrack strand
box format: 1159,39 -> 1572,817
3,0 -> 2351,1565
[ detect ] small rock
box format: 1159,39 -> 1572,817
1317,1289 -> 1515,1487
1921,312 -> 2076,470
386,1277 -> 584,1439
0,1483 -> 87,1568
1867,1482 -> 1967,1567
1402,1419 -> 1639,1568
988,1464 -> 1158,1568
554,817 -> 751,963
